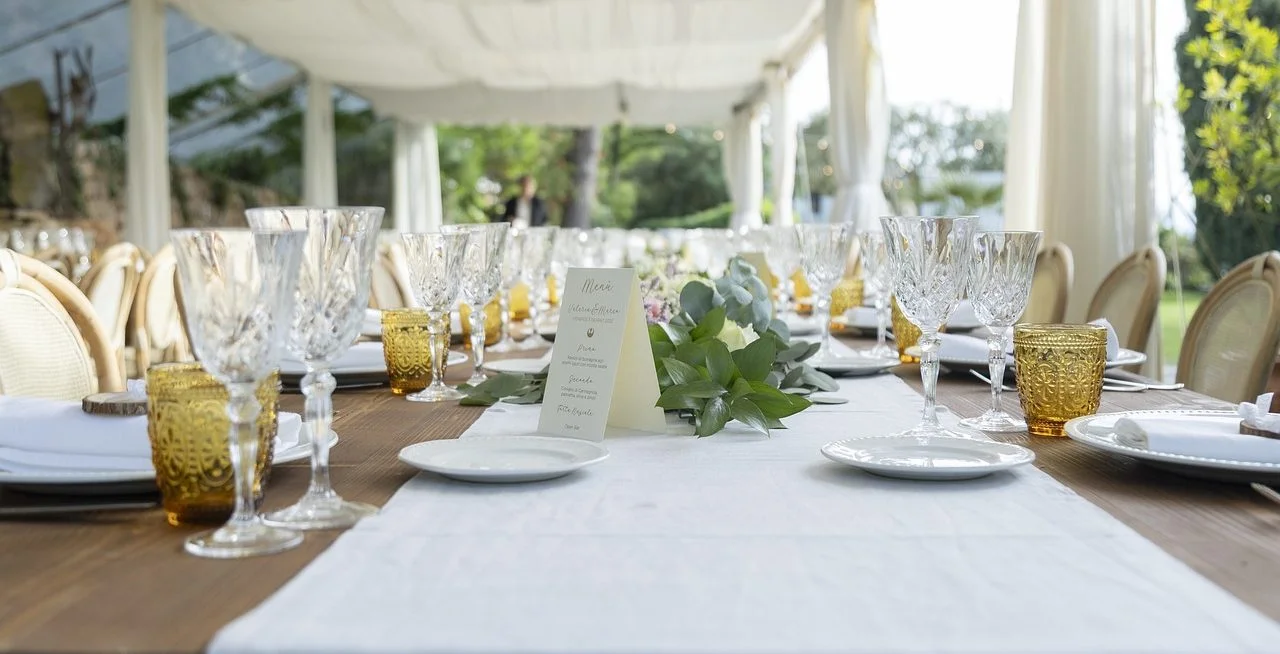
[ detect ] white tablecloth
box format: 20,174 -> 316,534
211,374 -> 1280,653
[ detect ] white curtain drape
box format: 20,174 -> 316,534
392,121 -> 411,233
303,76 -> 338,206
124,0 -> 170,253
722,107 -> 764,230
406,122 -> 444,231
824,0 -> 889,230
1005,0 -> 1157,322
768,66 -> 796,226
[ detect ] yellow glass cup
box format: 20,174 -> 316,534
891,296 -> 922,363
146,363 -> 279,527
458,300 -> 502,347
829,277 -> 864,325
1013,324 -> 1108,437
382,309 -> 434,395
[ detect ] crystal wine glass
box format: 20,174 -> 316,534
447,223 -> 509,385
247,206 -> 384,531
550,228 -> 582,305
170,228 -> 306,558
489,228 -> 525,353
795,223 -> 859,364
959,231 -> 1043,432
858,230 -> 896,359
518,226 -> 558,350
880,215 -> 978,440
401,230 -> 470,402
762,226 -> 801,318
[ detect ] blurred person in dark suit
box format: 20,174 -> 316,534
499,175 -> 548,228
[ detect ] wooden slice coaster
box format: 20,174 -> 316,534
82,392 -> 148,417
1239,420 -> 1280,440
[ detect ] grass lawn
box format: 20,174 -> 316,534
1160,288 -> 1204,368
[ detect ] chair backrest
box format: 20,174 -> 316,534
1023,242 -> 1073,324
0,249 -> 124,399
370,249 -> 410,309
1177,252 -> 1280,403
78,242 -> 144,354
1086,246 -> 1166,352
131,244 -> 192,373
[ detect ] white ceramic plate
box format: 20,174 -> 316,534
482,358 -> 551,375
1065,410 -> 1280,483
0,427 -> 339,494
821,435 -> 1035,481
813,355 -> 900,377
399,436 -> 609,483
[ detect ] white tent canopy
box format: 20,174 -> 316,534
167,0 -> 824,127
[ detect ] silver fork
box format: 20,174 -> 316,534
969,370 -> 1143,393
1102,376 -> 1185,391
1252,483 -> 1280,507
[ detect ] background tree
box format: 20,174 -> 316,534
1177,0 -> 1280,278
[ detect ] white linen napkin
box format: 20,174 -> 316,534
362,309 -> 382,336
1238,392 -> 1280,432
1089,318 -> 1121,361
1108,415 -> 1280,463
0,396 -> 302,472
937,330 -> 1013,362
845,306 -> 879,329
281,341 -> 387,375
947,300 -> 979,328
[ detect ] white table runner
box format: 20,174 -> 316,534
212,374 -> 1280,653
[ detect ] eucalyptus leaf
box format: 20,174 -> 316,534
459,393 -> 498,407
729,397 -> 770,435
728,285 -> 752,305
781,365 -> 805,388
800,341 -> 821,361
777,342 -> 810,363
802,366 -> 840,392
680,280 -> 715,321
765,369 -> 785,387
769,318 -> 791,340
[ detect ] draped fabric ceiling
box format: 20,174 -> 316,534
167,0 -> 825,126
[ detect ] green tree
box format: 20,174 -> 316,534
616,127 -> 729,226
1177,0 -> 1280,277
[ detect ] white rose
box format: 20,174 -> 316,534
715,322 -> 759,352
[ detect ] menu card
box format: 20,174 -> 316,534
537,268 -> 666,441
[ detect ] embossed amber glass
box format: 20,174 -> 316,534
381,309 -> 433,395
146,363 -> 280,526
1013,324 -> 1107,437
458,300 -> 501,347
891,296 -> 921,363
829,277 -> 864,320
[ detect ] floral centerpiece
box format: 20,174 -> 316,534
459,256 -> 836,437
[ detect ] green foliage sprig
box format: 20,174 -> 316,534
457,257 -> 835,437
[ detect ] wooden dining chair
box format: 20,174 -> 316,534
370,247 -> 411,309
1022,242 -> 1073,324
1086,246 -> 1166,353
78,242 -> 144,372
131,244 -> 192,373
1176,252 -> 1280,403
0,249 -> 125,399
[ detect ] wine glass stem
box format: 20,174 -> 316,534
428,312 -> 447,387
874,291 -> 888,349
300,368 -> 336,498
225,384 -> 262,527
498,292 -> 511,343
988,328 -> 1008,415
816,292 -> 833,356
918,329 -> 941,428
470,308 -> 486,370
527,286 -> 541,339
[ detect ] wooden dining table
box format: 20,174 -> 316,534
1,336 -> 1278,653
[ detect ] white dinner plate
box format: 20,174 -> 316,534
482,358 -> 551,375
399,436 -> 609,483
1065,410 -> 1280,483
821,435 -> 1035,481
0,427 -> 340,495
813,355 -> 899,377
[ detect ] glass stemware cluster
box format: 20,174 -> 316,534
795,222 -> 858,365
878,216 -> 1042,440
172,206 -> 386,558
